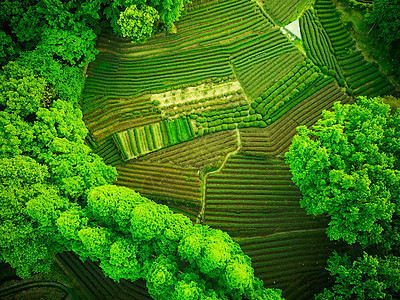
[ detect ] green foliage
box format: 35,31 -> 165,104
38,26 -> 98,67
103,0 -> 189,38
81,185 -> 282,299
365,0 -> 400,61
286,97 -> 400,250
316,251 -> 400,299
148,0 -> 191,27
0,30 -> 19,65
0,61 -> 46,117
0,156 -> 69,278
145,255 -> 179,298
0,58 -> 117,200
118,4 -> 159,43
100,238 -> 141,282
130,201 -> 172,241
18,50 -> 86,104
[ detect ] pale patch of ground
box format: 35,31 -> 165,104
151,80 -> 243,108
285,19 -> 302,40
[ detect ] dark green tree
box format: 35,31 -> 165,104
316,251 -> 400,299
365,0 -> 400,66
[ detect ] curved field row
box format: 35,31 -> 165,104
141,129 -> 239,170
83,95 -> 162,144
314,0 -> 396,96
258,0 -> 311,25
83,0 -> 289,144
240,80 -> 351,156
55,252 -> 152,300
253,60 -> 335,124
300,9 -> 344,81
204,155 -> 338,299
194,102 -> 254,134
84,0 -> 272,99
93,136 -> 123,166
231,27 -> 303,99
0,279 -> 70,299
236,230 -> 345,300
234,50 -> 304,99
115,162 -> 202,219
205,155 -> 327,236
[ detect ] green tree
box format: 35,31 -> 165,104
285,97 -> 400,250
100,238 -> 142,282
0,30 -> 19,65
148,0 -> 191,27
365,0 -> 400,68
316,251 -> 400,299
0,156 -> 69,278
0,61 -> 46,117
117,4 -> 159,43
102,0 -> 189,39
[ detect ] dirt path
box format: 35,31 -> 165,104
196,127 -> 242,224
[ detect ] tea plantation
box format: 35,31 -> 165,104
0,0 -> 398,299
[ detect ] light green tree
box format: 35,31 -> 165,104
117,4 -> 159,43
0,156 -> 69,278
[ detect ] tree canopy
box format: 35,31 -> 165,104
365,0 -> 400,71
0,2 -> 286,298
316,252 -> 400,299
285,97 -> 400,250
117,4 -> 160,42
286,97 -> 400,299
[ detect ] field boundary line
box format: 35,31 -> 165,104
254,0 -> 279,27
196,128 -> 242,224
234,227 -> 327,242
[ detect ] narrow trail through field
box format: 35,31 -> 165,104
196,128 -> 242,224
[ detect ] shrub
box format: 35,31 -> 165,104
346,88 -> 354,96
249,115 -> 258,122
298,83 -> 306,91
258,121 -> 267,128
328,69 -> 337,77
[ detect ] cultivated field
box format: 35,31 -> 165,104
77,0 -> 397,298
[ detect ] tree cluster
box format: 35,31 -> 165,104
0,1 -> 284,299
363,0 -> 400,77
0,162 -> 283,299
0,0 -> 190,71
286,97 -> 400,299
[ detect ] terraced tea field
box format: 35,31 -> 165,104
204,155 -> 343,299
78,0 -> 397,298
2,0 -> 394,299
